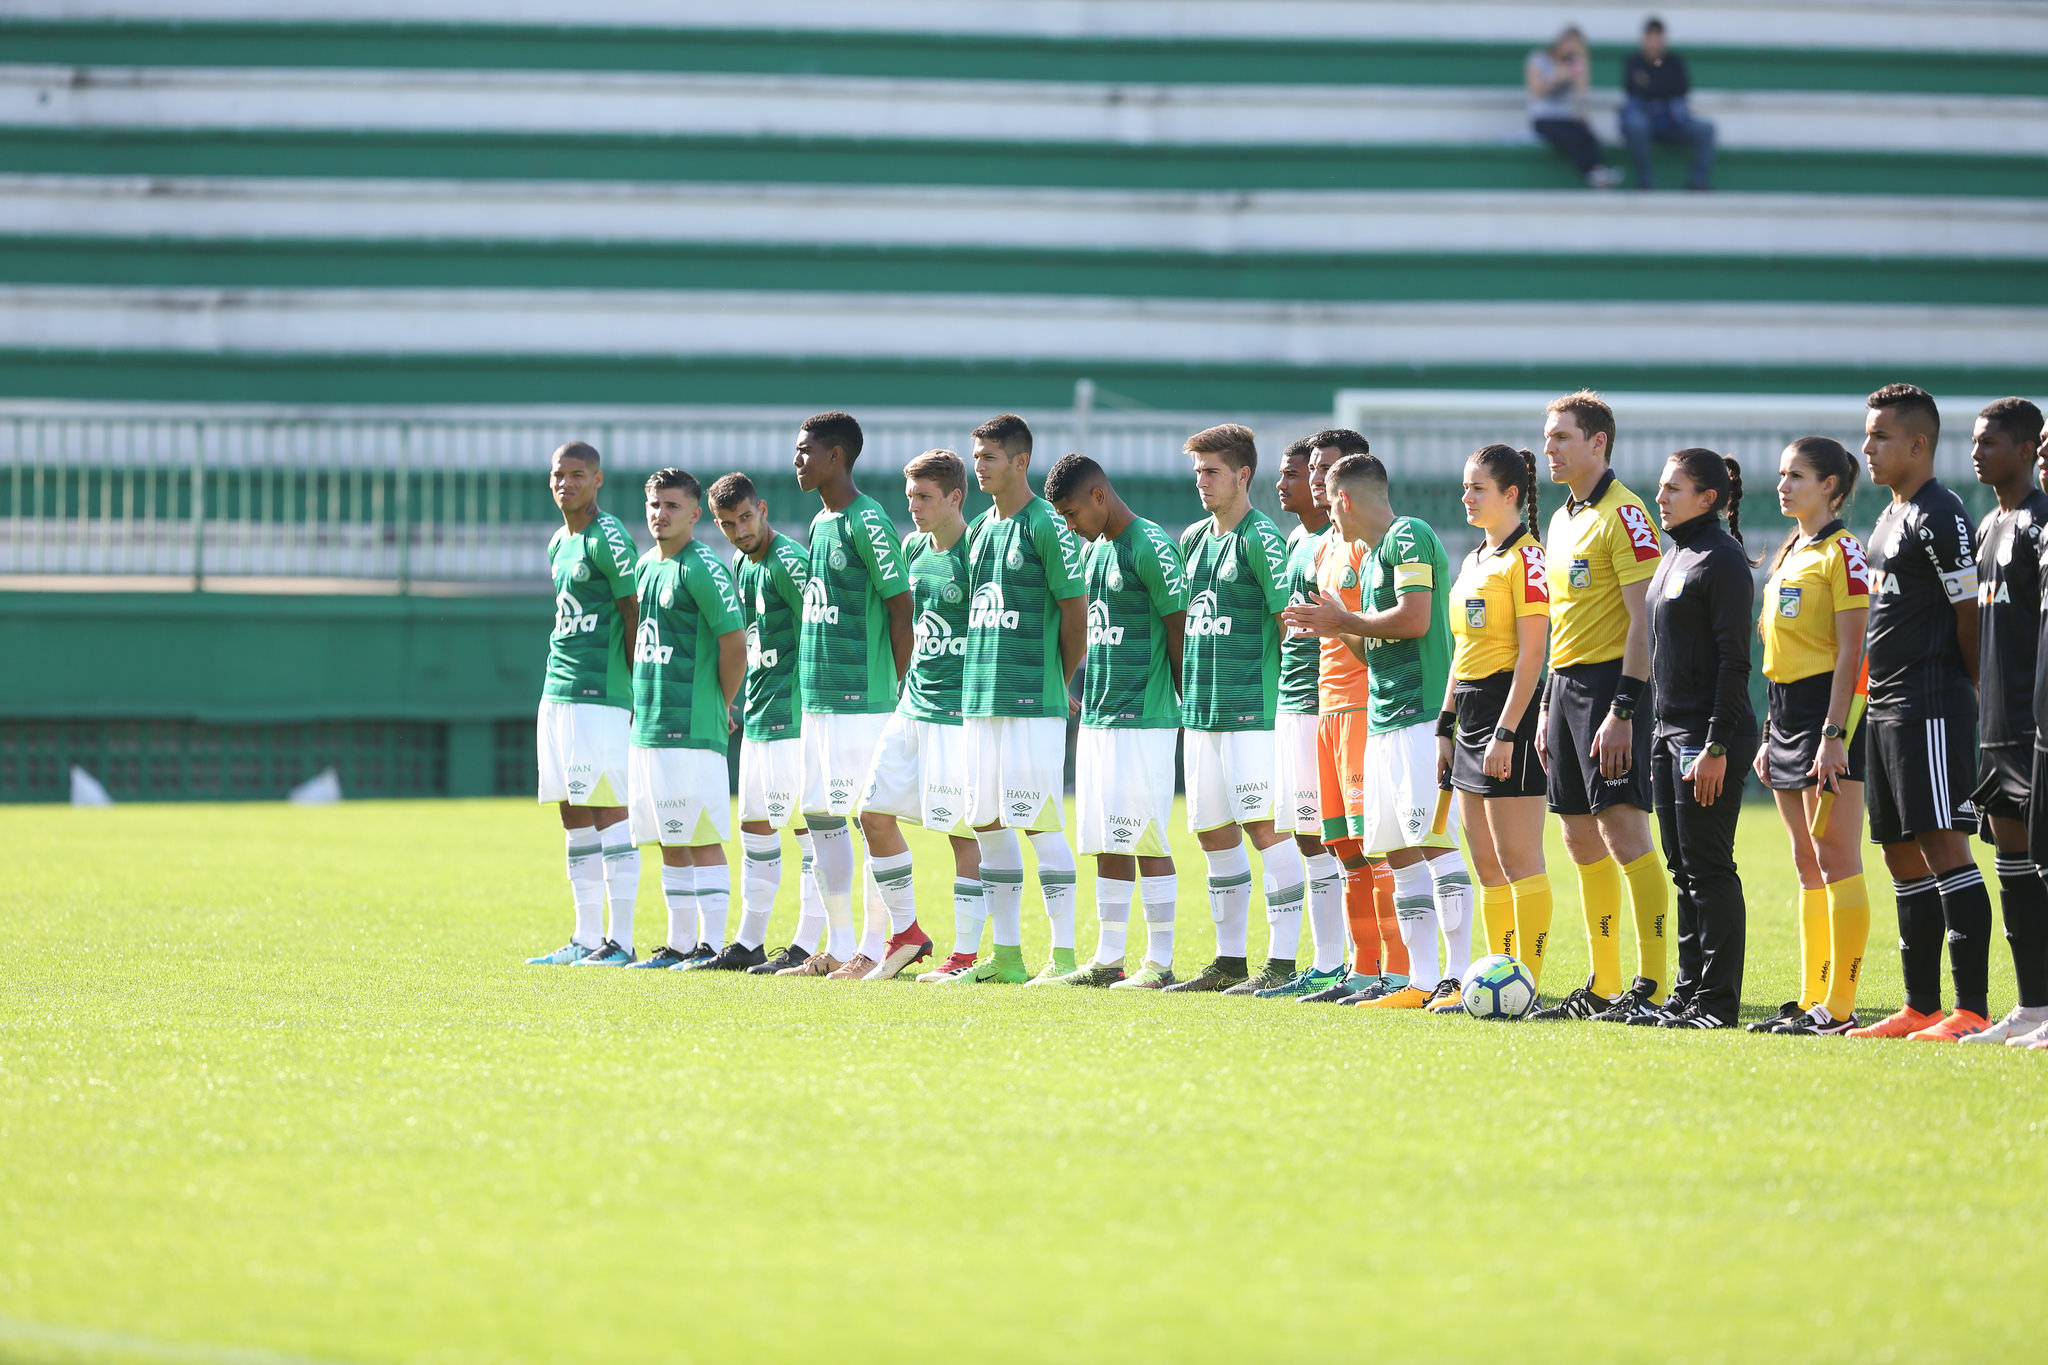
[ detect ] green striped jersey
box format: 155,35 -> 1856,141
630,541 -> 745,752
1277,521 -> 1327,715
1362,515 -> 1455,735
798,493 -> 909,715
732,531 -> 809,742
543,510 -> 640,709
1081,516 -> 1189,729
901,529 -> 972,725
1179,507 -> 1290,732
961,496 -> 1087,718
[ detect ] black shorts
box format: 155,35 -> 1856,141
1972,743 -> 2032,828
1451,671 -> 1545,798
1866,714 -> 1977,846
2028,748 -> 2048,865
1544,659 -> 1653,817
1763,674 -> 1867,791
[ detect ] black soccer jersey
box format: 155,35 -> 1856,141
1865,477 -> 1978,723
1976,489 -> 2048,746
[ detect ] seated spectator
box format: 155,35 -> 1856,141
1527,27 -> 1622,189
1621,17 -> 1716,190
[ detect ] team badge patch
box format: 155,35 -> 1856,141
1569,558 -> 1592,589
1778,585 -> 1802,617
571,562 -> 590,582
1341,567 -> 1358,589
1465,598 -> 1487,629
829,547 -> 849,571
942,581 -> 962,603
1664,572 -> 1687,599
1007,546 -> 1024,570
1107,566 -> 1124,591
660,588 -> 674,608
1219,557 -> 1238,581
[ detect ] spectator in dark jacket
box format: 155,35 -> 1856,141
1621,18 -> 1716,190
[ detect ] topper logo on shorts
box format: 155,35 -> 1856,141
553,591 -> 599,637
1616,503 -> 1660,560
633,618 -> 673,666
1086,597 -> 1124,647
969,583 -> 1021,630
1185,589 -> 1233,636
801,575 -> 838,625
915,608 -> 967,660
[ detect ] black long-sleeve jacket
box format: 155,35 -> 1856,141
1647,511 -> 1757,746
1624,51 -> 1692,102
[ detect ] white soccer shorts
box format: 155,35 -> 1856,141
626,744 -> 733,848
536,699 -> 630,807
1272,710 -> 1322,837
964,715 -> 1067,831
1184,726 -> 1276,832
1360,719 -> 1460,857
738,734 -> 804,828
1075,725 -> 1177,856
799,710 -> 889,818
860,710 -> 973,835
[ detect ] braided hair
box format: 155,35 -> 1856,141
1470,443 -> 1541,532
1669,447 -> 1757,566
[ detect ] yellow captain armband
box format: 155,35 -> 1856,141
1393,562 -> 1435,591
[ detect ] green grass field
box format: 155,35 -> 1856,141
2,798 -> 2041,1365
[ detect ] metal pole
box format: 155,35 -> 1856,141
1072,377 -> 1095,457
190,420 -> 206,590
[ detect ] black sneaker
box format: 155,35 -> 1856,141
630,945 -> 695,970
1161,957 -> 1250,993
666,943 -> 717,970
751,944 -> 810,975
687,941 -> 767,972
1744,1000 -> 1804,1033
1780,1007 -> 1857,1036
1590,976 -> 1659,1023
1299,975 -> 1371,1004
1659,1005 -> 1732,1029
1224,958 -> 1295,996
1529,986 -> 1615,1021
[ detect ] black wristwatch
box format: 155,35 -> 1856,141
1609,705 -> 1635,722
1820,722 -> 1847,740
1705,742 -> 1727,758
1493,726 -> 1517,743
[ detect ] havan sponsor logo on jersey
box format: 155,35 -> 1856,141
1616,503 -> 1660,560
1144,527 -> 1186,596
633,617 -> 673,665
801,575 -> 837,625
1086,597 -> 1124,646
1185,589 -> 1234,636
968,582 -> 1022,630
915,608 -> 967,659
860,510 -> 903,586
554,590 -> 600,637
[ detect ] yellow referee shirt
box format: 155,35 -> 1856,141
1450,525 -> 1550,681
1761,520 -> 1870,684
1546,470 -> 1661,669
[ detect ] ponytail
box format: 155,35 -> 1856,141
1768,437 -> 1861,576
1669,447 -> 1758,566
1471,443 -> 1540,532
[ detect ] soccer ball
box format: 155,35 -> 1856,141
1461,954 -> 1537,1020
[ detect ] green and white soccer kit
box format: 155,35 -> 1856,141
960,496 -> 1087,830
1178,507 -> 1290,832
537,510 -> 640,807
1356,515 -> 1459,856
1274,522 -> 1329,836
626,540 -> 746,848
733,531 -> 810,829
861,528 -> 974,835
798,493 -> 909,817
1075,516 -> 1189,857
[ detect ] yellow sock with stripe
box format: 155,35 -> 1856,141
1576,857 -> 1624,999
1621,851 -> 1669,1004
1797,885 -> 1830,1011
1821,874 -> 1870,1023
1510,873 -> 1554,988
1480,883 -> 1515,960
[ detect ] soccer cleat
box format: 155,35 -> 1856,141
1780,1006 -> 1857,1036
1300,972 -> 1376,1004
1225,959 -> 1298,996
777,950 -> 845,977
2008,1016 -> 2048,1047
686,941 -> 767,972
1659,1006 -> 1732,1029
1745,1000 -> 1806,1033
1961,1004 -> 2048,1044
1060,961 -> 1127,988
526,941 -> 595,966
1023,948 -> 1080,987
918,952 -> 980,983
968,949 -> 1032,985
1423,978 -> 1465,1013
1337,978 -> 1399,1006
1529,987 -> 1616,1021
574,939 -> 637,967
751,944 -> 811,975
630,945 -> 695,969
1906,1008 -> 1991,1042
1110,963 -> 1176,990
1259,964 -> 1348,999
1846,1006 -> 1945,1039
826,953 -> 879,980
1161,959 -> 1249,993
666,944 -> 717,970
1591,978 -> 1660,1024
864,927 -> 935,981
1357,984 -> 1432,1009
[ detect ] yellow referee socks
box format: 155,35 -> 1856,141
1480,882 -> 1515,960
1576,857 -> 1624,999
1510,873 -> 1553,988
1821,874 -> 1870,1023
1621,851 -> 1668,1003
1797,885 -> 1830,1011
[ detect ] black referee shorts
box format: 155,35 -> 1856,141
1451,671 -> 1545,798
1545,659 -> 1652,817
1763,673 -> 1866,791
1866,714 -> 1977,846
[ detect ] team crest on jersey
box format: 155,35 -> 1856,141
1664,572 -> 1686,599
829,547 -> 849,572
1465,599 -> 1487,629
571,562 -> 590,582
1569,558 -> 1592,589
1007,545 -> 1024,570
1340,566 -> 1358,589
1219,556 -> 1238,581
659,587 -> 674,608
1778,586 -> 1802,617
942,581 -> 963,604
1107,566 -> 1125,592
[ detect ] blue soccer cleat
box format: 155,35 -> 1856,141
526,941 -> 596,965
574,939 -> 637,967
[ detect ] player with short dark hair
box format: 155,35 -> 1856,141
1848,384 -> 1994,1040
527,441 -> 644,967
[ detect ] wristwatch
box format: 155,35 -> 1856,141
1609,706 -> 1635,722
1493,726 -> 1517,743
1820,722 -> 1847,739
1705,742 -> 1727,758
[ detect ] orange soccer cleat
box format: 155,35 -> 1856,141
1846,1006 -> 1945,1039
1906,1009 -> 1991,1042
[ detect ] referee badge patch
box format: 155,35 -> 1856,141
1569,558 -> 1591,589
1465,598 -> 1487,629
1778,585 -> 1802,617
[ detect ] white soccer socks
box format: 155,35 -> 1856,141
793,830 -> 826,953
978,828 -> 1025,948
565,828 -> 606,949
1392,859 -> 1439,989
1304,850 -> 1347,972
660,862 -> 698,954
738,832 -> 780,950
596,820 -> 638,953
871,849 -> 919,935
1141,873 -> 1178,968
857,864 -> 887,962
1029,830 -> 1078,951
1205,841 -> 1254,959
696,862 -> 730,953
1429,849 -> 1474,981
952,875 -> 987,957
809,817 -> 858,960
1260,840 -> 1306,964
1094,876 -> 1134,965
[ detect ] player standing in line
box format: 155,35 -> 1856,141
1437,445 -> 1553,995
2026,418 -> 2048,1050
1961,399 -> 2048,1043
705,474 -> 832,975
785,412 -> 914,979
528,441 -> 644,966
947,414 -> 1089,985
1043,453 -> 1190,989
1748,438 -> 1872,1035
854,450 -> 978,982
1295,430 -> 1406,1006
1847,384 -> 1994,1040
1167,424 -> 1306,994
1247,438 -> 1350,998
619,469 -> 747,967
1527,391 -> 1672,1023
1287,453 -> 1470,1012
